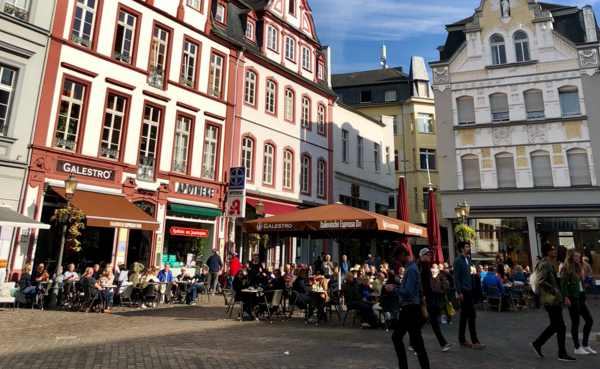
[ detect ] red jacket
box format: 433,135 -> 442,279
229,257 -> 242,277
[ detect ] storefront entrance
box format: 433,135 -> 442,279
126,229 -> 152,266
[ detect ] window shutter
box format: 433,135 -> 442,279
490,94 -> 509,113
524,91 -> 544,112
457,98 -> 475,123
531,154 -> 553,187
462,158 -> 481,189
496,157 -> 517,188
567,152 -> 592,186
560,91 -> 580,116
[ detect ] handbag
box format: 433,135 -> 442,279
445,301 -> 455,317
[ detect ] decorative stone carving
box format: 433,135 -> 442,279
579,49 -> 599,67
466,13 -> 481,30
517,158 -> 528,167
511,94 -> 519,103
510,85 -> 518,92
516,147 -> 526,156
482,159 -> 493,169
553,156 -> 565,165
547,90 -> 555,99
433,67 -> 449,82
482,149 -> 491,158
493,127 -> 512,146
563,121 -> 583,139
477,97 -> 485,106
530,3 -> 551,19
528,124 -> 548,143
460,129 -> 476,146
553,145 -> 562,154
477,88 -> 483,95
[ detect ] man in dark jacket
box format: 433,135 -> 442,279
206,249 -> 223,295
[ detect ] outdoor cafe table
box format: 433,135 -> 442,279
241,288 -> 266,320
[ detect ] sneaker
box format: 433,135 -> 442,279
558,354 -> 577,362
472,343 -> 486,350
189,302 -> 196,306
103,309 -> 112,314
530,342 -> 544,358
408,345 -> 414,351
360,323 -> 371,329
582,346 -> 597,355
442,343 -> 455,352
459,342 -> 472,348
251,311 -> 258,320
141,304 -> 147,309
574,347 -> 590,356
440,315 -> 447,324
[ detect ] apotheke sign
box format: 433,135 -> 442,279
56,160 -> 115,181
175,182 -> 215,198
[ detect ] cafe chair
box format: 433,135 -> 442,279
222,289 -> 242,321
509,285 -> 528,312
484,287 -> 502,312
36,282 -> 53,311
119,285 -> 136,311
159,282 -> 174,307
80,285 -> 100,314
378,294 -> 401,332
283,290 -> 299,321
200,286 -> 211,304
259,289 -> 284,323
0,282 -> 17,311
140,284 -> 158,309
523,288 -> 537,311
341,293 -> 360,328
325,290 -> 342,323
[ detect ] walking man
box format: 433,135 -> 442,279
206,249 -> 223,295
453,241 -> 485,350
385,245 -> 430,369
530,243 -> 577,362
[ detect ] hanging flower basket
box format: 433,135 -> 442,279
454,224 -> 476,243
50,205 -> 86,252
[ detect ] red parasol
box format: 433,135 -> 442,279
426,187 -> 443,264
396,176 -> 413,258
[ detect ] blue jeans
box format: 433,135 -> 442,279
187,284 -> 205,301
585,276 -> 598,296
21,286 -> 36,298
100,289 -> 114,309
230,276 -> 234,289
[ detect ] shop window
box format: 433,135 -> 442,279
567,149 -> 592,186
101,94 -> 126,160
462,155 -> 481,189
531,150 -> 553,187
495,153 -> 517,188
464,218 -> 530,266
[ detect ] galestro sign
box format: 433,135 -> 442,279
56,160 -> 115,181
170,227 -> 209,237
408,226 -> 424,235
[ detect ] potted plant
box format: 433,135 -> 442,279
50,205 -> 86,252
454,224 -> 476,243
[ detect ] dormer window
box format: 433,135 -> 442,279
491,35 -> 507,65
215,4 -> 225,23
289,0 -> 295,15
246,21 -> 254,40
318,63 -> 324,80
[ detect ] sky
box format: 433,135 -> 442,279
309,0 -> 598,76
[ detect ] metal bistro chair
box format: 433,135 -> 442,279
341,293 -> 361,328
325,290 -> 342,324
159,282 -> 174,307
119,285 -> 136,311
523,287 -> 537,311
283,290 -> 299,321
306,292 -> 323,325
509,285 -> 528,312
484,286 -> 502,312
79,285 -> 100,314
222,289 -> 243,321
36,282 -> 53,310
259,289 -> 284,323
378,294 -> 401,331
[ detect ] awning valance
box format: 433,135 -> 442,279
0,206 -> 50,229
246,198 -> 301,216
51,187 -> 160,231
170,204 -> 222,217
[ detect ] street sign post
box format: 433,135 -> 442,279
227,167 -> 246,218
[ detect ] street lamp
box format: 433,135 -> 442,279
255,199 -> 265,219
57,174 -> 78,268
454,199 -> 470,225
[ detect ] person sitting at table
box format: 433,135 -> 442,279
100,263 -> 115,286
91,264 -> 100,279
185,269 -> 206,305
117,264 -> 131,294
128,262 -> 145,286
367,265 -> 379,279
322,255 -> 334,279
359,275 -> 375,302
372,271 -> 386,294
482,266 -> 507,301
292,269 -> 310,312
64,264 -> 79,281
31,263 -> 48,287
81,266 -> 113,313
513,265 -> 526,283
158,263 -> 178,302
18,263 -> 37,303
232,269 -> 255,318
266,269 -> 286,291
138,267 -> 160,309
342,272 -> 375,329
386,269 -> 401,286
328,267 -> 340,292
523,266 -> 532,282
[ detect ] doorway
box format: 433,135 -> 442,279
126,230 -> 152,267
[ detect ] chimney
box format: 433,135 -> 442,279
583,6 -> 598,43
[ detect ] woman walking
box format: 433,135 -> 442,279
561,249 -> 596,355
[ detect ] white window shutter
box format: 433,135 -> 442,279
462,157 -> 481,189
567,152 -> 592,186
490,94 -> 509,113
457,98 -> 475,123
495,157 -> 517,188
524,91 -> 544,112
531,154 -> 553,187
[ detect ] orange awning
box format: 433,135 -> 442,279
52,187 -> 160,231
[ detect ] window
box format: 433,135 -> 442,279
374,143 -> 380,172
138,105 -> 161,181
202,125 -> 219,180
394,150 -> 399,171
188,0 -> 201,10
173,116 -> 191,174
495,154 -> 516,188
245,70 -> 256,106
317,63 -> 323,80
388,193 -> 396,210
181,40 -> 198,88
360,91 -> 371,103
385,90 -> 396,101
385,147 -> 391,174
317,160 -> 325,197
301,96 -> 310,128
263,144 -> 274,185
288,0 -> 295,15
393,116 -> 398,135
0,66 -> 16,136
285,89 -> 294,121
339,195 -> 369,210
302,47 -> 311,70
4,0 -> 30,22
101,94 -> 126,160
514,32 -> 530,62
457,96 -> 476,124
420,149 -> 436,170
301,155 -> 310,194
524,90 -> 545,119
341,130 -> 349,163
414,188 -> 418,212
357,136 -> 363,167
418,114 -> 433,133
559,87 -> 580,117
246,21 -> 254,40
114,10 -> 136,64
209,53 -> 223,98
462,155 -> 481,189
283,150 -> 293,190
491,35 -> 507,65
55,80 -> 85,151
417,82 -> 430,98
149,27 -> 169,89
567,149 -> 592,186
490,93 -> 509,122
317,105 -> 325,134
242,137 -> 253,180
267,26 -> 277,51
285,37 -> 295,61
531,151 -> 553,187
71,0 -> 97,48
266,80 -> 276,114
215,4 -> 225,23
423,188 -> 436,211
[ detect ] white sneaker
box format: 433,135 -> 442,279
141,304 -> 147,309
582,346 -> 597,355
574,347 -> 590,356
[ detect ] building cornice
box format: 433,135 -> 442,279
453,115 -> 588,130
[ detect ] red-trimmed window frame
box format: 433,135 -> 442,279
317,62 -> 325,81
111,3 -> 142,67
282,146 -> 295,192
147,21 -> 174,91
300,93 -> 311,131
288,0 -> 296,16
201,121 -> 223,182
317,102 -> 327,137
301,44 -> 312,72
180,34 -> 203,91
395,150 -> 399,171
262,140 -> 277,188
300,152 -> 312,196
215,0 -> 228,27
245,19 -> 256,42
207,48 -> 228,101
170,110 -> 196,176
68,0 -> 104,52
136,100 -> 167,183
284,34 -> 297,64
244,67 -> 259,110
284,86 -> 296,124
265,77 -> 278,117
186,0 -> 205,14
265,23 -> 279,54
52,73 -> 93,155
97,88 -> 132,162
241,133 -> 257,184
317,158 -> 327,200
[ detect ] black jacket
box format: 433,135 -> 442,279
417,259 -> 433,301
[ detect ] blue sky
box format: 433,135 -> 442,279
310,0 -> 598,76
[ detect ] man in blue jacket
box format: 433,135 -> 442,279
206,249 -> 223,295
482,267 -> 506,297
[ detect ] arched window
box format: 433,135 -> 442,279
495,153 -> 516,188
531,150 -> 553,187
242,137 -> 254,180
285,36 -> 295,60
301,97 -> 310,128
462,155 -> 481,189
266,80 -> 276,114
317,160 -> 326,197
567,148 -> 592,186
491,35 -> 507,65
285,89 -> 294,121
457,96 -> 475,125
301,155 -> 310,194
245,71 -> 256,106
514,32 -> 530,62
263,144 -> 274,185
267,25 -> 277,51
283,150 -> 293,190
490,93 -> 509,122
559,86 -> 581,117
318,105 -> 325,134
524,89 -> 545,119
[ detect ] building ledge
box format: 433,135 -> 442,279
454,115 -> 587,130
441,186 -> 600,195
485,60 -> 538,70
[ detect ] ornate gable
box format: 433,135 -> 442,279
477,0 -> 538,39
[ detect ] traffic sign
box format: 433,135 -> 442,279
229,167 -> 246,190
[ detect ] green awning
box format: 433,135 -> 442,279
170,204 -> 222,217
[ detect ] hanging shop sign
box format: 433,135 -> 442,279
56,160 -> 116,181
170,227 -> 209,237
175,182 -> 215,198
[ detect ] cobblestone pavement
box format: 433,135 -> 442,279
0,298 -> 599,369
